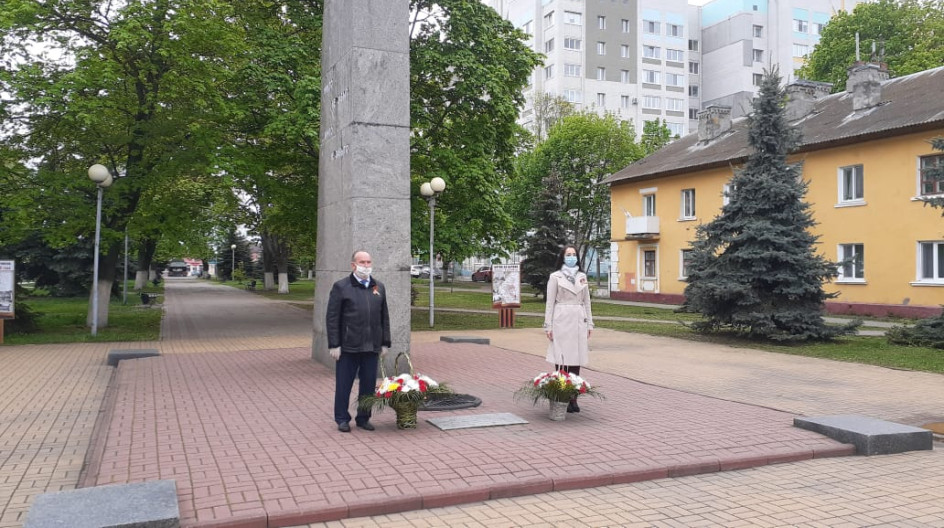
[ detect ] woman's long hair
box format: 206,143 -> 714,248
554,245 -> 583,271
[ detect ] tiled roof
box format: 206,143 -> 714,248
605,65 -> 944,185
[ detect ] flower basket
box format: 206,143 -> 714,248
358,352 -> 449,429
514,370 -> 603,420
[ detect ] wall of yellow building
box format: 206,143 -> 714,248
610,128 -> 944,312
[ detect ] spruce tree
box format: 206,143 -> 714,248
522,176 -> 567,297
682,68 -> 859,341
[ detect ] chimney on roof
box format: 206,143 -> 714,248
846,61 -> 889,111
697,105 -> 732,142
785,80 -> 832,120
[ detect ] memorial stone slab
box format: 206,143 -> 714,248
794,414 -> 933,455
23,480 -> 179,528
427,413 -> 529,431
106,349 -> 160,367
439,336 -> 490,345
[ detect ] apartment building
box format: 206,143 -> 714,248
487,0 -> 862,136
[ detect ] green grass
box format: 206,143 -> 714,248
3,295 -> 163,345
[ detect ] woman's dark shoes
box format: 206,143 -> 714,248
569,399 -> 580,413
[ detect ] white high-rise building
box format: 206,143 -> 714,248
486,0 -> 862,136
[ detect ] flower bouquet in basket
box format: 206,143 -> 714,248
514,370 -> 603,421
358,352 -> 450,429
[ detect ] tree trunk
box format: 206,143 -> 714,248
278,271 -> 289,294
262,233 -> 276,290
263,231 -> 291,294
265,271 -> 275,290
86,245 -> 120,329
134,238 -> 157,290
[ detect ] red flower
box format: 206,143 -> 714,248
418,379 -> 428,392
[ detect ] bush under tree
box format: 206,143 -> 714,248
886,310 -> 944,349
682,68 -> 859,341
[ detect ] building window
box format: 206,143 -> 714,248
597,41 -> 606,55
563,89 -> 582,103
643,250 -> 657,278
596,67 -> 606,81
666,98 -> 684,112
620,69 -> 630,83
643,45 -> 661,59
597,15 -> 606,30
522,20 -> 533,35
838,243 -> 865,281
681,188 -> 696,218
564,63 -> 581,77
689,61 -> 699,74
596,92 -> 606,107
722,182 -> 735,206
621,95 -> 631,108
689,108 -> 699,119
544,64 -> 554,79
666,49 -> 684,62
644,20 -> 660,34
666,73 -> 684,87
752,73 -> 763,86
545,38 -> 555,53
563,38 -> 582,51
667,122 -> 684,137
918,241 -> 944,282
793,44 -> 809,57
753,25 -> 763,38
688,39 -> 699,51
667,24 -> 683,37
544,11 -> 554,28
920,154 -> 944,196
621,44 -> 630,58
621,19 -> 630,33
813,22 -> 824,35
643,194 -> 656,216
839,165 -> 864,203
643,70 -> 661,84
753,49 -> 763,62
680,249 -> 693,279
793,19 -> 808,33
564,11 -> 582,25
642,95 -> 661,109
689,84 -> 699,96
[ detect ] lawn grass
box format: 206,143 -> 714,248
3,295 -> 163,345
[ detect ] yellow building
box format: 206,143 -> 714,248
606,64 -> 944,318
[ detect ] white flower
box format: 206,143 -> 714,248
416,374 -> 439,388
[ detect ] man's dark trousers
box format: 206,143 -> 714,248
334,351 -> 379,425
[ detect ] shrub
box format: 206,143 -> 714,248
886,309 -> 944,349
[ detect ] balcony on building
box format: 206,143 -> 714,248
625,215 -> 660,240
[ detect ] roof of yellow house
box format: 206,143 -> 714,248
606,65 -> 944,186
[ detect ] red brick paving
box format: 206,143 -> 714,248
86,342 -> 853,527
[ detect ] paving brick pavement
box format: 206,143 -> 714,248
86,342 -> 853,527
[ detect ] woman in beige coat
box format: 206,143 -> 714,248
543,245 -> 594,413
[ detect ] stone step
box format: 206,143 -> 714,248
794,414 -> 933,456
23,480 -> 179,528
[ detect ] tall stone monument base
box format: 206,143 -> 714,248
312,0 -> 411,375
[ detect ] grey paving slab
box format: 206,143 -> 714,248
106,348 -> 160,367
425,413 -> 528,430
439,335 -> 490,344
23,480 -> 178,528
795,414 -> 934,455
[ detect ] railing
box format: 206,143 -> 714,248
625,216 -> 660,237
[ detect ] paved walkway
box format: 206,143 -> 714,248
0,278 -> 941,528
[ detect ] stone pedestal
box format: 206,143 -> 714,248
312,0 -> 412,373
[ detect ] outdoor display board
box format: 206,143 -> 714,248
491,264 -> 521,308
0,260 -> 13,319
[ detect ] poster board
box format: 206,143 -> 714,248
0,260 -> 14,319
491,264 -> 521,308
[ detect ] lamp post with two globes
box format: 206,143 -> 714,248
87,164 -> 114,336
420,177 -> 446,328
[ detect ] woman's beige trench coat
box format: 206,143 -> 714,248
543,270 -> 594,367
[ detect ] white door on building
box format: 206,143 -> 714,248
638,245 -> 659,293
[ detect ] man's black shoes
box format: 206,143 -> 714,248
338,421 -> 351,433
357,421 -> 375,431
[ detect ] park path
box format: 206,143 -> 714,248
1,277 -> 942,527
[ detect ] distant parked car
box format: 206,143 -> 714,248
410,265 -> 424,277
471,266 -> 492,282
418,265 -> 442,279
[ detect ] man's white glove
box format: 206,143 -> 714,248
380,346 -> 389,358
329,347 -> 341,360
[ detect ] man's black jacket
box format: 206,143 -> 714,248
326,274 -> 391,353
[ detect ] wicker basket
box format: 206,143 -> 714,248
391,353 -> 420,429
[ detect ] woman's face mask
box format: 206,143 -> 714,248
563,255 -> 578,267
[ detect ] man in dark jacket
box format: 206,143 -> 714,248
326,250 -> 391,432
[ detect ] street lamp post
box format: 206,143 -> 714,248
87,164 -> 114,336
231,244 -> 237,280
420,177 -> 446,328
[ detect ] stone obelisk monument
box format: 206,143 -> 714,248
312,0 -> 411,371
